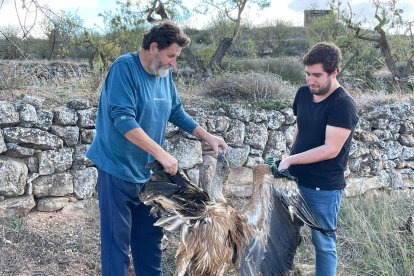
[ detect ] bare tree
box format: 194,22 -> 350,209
338,0 -> 414,82
196,0 -> 270,75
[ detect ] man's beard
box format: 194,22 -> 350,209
310,79 -> 332,96
150,53 -> 171,77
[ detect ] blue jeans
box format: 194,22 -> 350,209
299,186 -> 344,276
97,168 -> 163,276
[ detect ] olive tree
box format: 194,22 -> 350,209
334,0 -> 414,84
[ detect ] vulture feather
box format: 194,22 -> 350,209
139,153 -> 254,276
238,164 -> 329,275
140,156 -> 329,276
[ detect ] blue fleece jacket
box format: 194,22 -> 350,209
86,52 -> 197,183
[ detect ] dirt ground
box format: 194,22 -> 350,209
0,198 -> 102,276
0,197 -> 240,276
0,197 -> 181,276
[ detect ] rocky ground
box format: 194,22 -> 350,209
0,195 -> 319,276
0,197 -> 182,276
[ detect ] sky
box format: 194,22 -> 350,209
0,0 -> 413,35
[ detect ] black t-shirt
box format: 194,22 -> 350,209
289,85 -> 359,190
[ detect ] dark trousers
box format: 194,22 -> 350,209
97,168 -> 163,276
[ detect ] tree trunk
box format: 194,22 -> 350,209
376,28 -> 404,80
48,30 -> 57,60
181,47 -> 204,74
206,37 -> 233,75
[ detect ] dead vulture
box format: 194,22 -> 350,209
139,154 -> 330,276
139,153 -> 253,276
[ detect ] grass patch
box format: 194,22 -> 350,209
196,71 -> 296,110
222,57 -> 305,84
5,217 -> 25,232
295,192 -> 414,275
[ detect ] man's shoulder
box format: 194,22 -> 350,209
295,85 -> 310,97
108,52 -> 141,75
113,52 -> 137,64
334,87 -> 357,107
298,85 -> 309,92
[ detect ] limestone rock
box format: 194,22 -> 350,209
53,106 -> 78,126
50,125 -> 80,147
0,195 -> 35,218
0,101 -> 19,127
3,127 -> 63,150
37,148 -> 73,175
0,156 -> 28,196
77,108 -> 97,128
32,172 -> 74,198
73,167 -> 98,199
37,197 -> 69,212
224,119 -> 245,147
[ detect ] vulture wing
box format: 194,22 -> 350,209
140,160 -> 210,218
239,164 -> 327,275
140,154 -> 253,276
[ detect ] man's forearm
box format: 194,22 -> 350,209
283,144 -> 338,168
191,125 -> 208,140
124,128 -> 168,160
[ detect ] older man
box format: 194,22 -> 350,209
86,20 -> 228,276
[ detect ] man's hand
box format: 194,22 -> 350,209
278,158 -> 291,170
157,152 -> 179,175
124,128 -> 179,175
192,126 -> 228,157
207,135 -> 228,157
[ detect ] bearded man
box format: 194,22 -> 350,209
86,20 -> 228,276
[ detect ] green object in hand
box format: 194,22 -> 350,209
265,156 -> 275,165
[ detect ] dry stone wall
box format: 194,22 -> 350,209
1,97 -> 414,218
0,60 -> 90,80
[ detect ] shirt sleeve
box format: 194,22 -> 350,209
106,60 -> 141,134
327,96 -> 359,130
168,80 -> 198,134
292,86 -> 307,116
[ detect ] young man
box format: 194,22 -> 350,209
278,42 -> 358,275
86,20 -> 228,276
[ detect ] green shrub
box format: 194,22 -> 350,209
192,45 -> 216,69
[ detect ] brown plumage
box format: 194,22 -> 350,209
139,154 -> 253,276
140,157 -> 327,276
174,202 -> 253,276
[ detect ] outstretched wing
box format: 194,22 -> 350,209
239,169 -> 302,275
239,164 -> 326,275
272,166 -> 331,234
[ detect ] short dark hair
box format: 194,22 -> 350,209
302,42 -> 342,75
142,20 -> 191,50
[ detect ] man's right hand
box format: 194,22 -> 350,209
124,128 -> 179,175
157,152 -> 179,175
